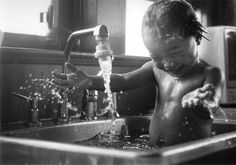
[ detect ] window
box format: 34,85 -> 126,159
125,0 -> 153,57
0,0 -> 51,36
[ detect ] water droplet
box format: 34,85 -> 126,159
178,133 -> 182,136
227,141 -> 232,146
211,131 -> 216,136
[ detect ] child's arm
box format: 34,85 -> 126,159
53,61 -> 155,93
90,61 -> 155,92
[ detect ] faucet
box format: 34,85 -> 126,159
63,25 -> 112,70
58,25 -> 113,123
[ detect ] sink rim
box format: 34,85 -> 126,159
1,130 -> 236,164
1,116 -> 236,164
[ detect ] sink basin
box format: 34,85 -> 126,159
1,116 -> 236,165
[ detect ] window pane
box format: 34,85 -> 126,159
0,0 -> 51,36
125,0 -> 153,57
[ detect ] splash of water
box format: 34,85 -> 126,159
18,74 -> 55,100
17,72 -> 78,112
203,100 -> 229,123
76,134 -> 159,150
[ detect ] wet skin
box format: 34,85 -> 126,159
53,36 -> 223,146
149,60 -> 218,145
131,36 -> 223,145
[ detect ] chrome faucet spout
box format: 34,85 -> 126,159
64,25 -> 109,63
59,25 -> 110,123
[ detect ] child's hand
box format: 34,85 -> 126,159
52,62 -> 92,93
182,83 -> 215,108
182,84 -> 219,120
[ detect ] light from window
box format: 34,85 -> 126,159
0,0 -> 51,36
125,0 -> 153,57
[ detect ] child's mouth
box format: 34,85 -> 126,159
165,65 -> 183,72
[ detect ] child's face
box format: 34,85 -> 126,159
145,35 -> 198,78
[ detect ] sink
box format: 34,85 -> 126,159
1,116 -> 236,165
2,118 -> 127,143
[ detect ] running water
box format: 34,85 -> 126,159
98,56 -> 120,140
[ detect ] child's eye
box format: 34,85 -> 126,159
152,60 -> 163,69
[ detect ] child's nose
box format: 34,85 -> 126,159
163,61 -> 175,69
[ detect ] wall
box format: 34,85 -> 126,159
49,0 -> 126,54
0,47 -> 155,130
187,0 -> 236,27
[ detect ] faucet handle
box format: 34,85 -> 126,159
12,92 -> 32,101
81,89 -> 98,121
29,96 -> 41,126
12,92 -> 41,126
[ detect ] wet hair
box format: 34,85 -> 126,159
142,0 -> 207,45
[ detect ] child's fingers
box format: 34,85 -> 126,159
200,83 -> 214,92
52,72 -> 67,80
192,98 -> 202,106
182,98 -> 203,109
51,79 -> 69,86
67,73 -> 78,81
182,101 -> 188,108
198,91 -> 213,99
183,100 -> 194,108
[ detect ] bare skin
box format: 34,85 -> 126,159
53,36 -> 224,146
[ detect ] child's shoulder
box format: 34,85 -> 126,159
200,59 -> 222,75
200,59 -> 223,82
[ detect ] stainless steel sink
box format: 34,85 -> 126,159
1,116 -> 236,165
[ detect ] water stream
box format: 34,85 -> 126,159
98,56 -> 119,139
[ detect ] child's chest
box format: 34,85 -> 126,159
155,69 -> 206,102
